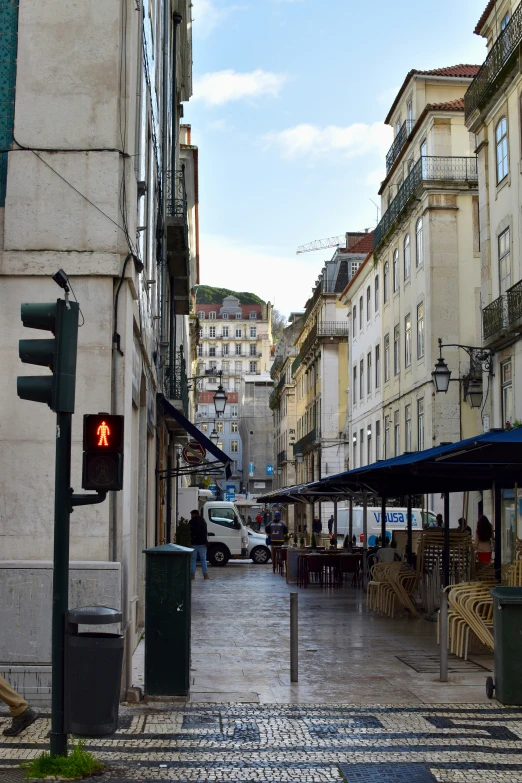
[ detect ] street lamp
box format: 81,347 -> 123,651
432,337 -> 492,407
465,377 -> 484,409
213,375 -> 227,417
210,428 -> 219,445
295,451 -> 303,465
277,467 -> 283,475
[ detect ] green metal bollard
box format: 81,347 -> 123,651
144,544 -> 193,697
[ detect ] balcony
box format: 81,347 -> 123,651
465,4 -> 522,125
374,156 -> 478,253
277,449 -> 287,466
386,119 -> 415,173
291,321 -> 350,378
165,167 -> 190,315
163,351 -> 189,417
483,279 -> 522,349
293,428 -> 318,455
270,356 -> 284,379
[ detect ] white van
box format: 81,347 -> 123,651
336,506 -> 437,545
200,501 -> 249,566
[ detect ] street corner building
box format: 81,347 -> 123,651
0,0 -> 201,704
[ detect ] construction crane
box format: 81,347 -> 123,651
296,234 -> 346,255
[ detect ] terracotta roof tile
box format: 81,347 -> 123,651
349,233 -> 374,254
475,1 -> 496,35
426,98 -> 466,111
385,65 -> 481,124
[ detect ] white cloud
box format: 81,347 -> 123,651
365,167 -> 386,187
199,234 -> 320,316
191,0 -> 243,39
263,122 -> 392,160
193,69 -> 288,107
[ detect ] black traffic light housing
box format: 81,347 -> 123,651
18,299 -> 79,412
82,414 -> 124,491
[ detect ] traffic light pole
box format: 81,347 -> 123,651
50,411 -> 72,758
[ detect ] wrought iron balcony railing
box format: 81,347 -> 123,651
507,279 -> 522,326
465,3 -> 522,122
374,156 -> 478,252
293,427 -> 318,455
317,321 -> 350,337
386,119 -> 415,173
164,351 -> 189,415
165,167 -> 187,218
483,294 -> 508,340
270,355 -> 284,379
277,449 -> 287,466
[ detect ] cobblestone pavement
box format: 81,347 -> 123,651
2,702 -> 522,782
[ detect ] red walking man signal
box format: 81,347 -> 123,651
97,420 -> 110,447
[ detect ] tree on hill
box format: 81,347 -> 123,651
272,309 -> 287,342
195,285 -> 264,306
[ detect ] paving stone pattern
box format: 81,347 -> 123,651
2,704 -> 522,782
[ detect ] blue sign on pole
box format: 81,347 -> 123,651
225,492 -> 235,502
266,465 -> 274,476
226,484 -> 235,493
248,462 -> 255,477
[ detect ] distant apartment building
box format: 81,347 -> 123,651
239,373 -> 274,497
195,295 -> 272,493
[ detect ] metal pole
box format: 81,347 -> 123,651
290,592 -> 298,682
494,482 -> 502,583
443,493 -> 450,587
166,433 -> 172,543
348,496 -> 353,545
333,499 -> 338,545
362,491 -> 368,586
381,495 -> 386,545
50,411 -> 72,757
439,589 -> 448,682
407,495 -> 413,566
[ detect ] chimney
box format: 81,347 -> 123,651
346,232 -> 368,251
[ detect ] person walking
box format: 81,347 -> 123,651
458,517 -> 472,535
435,514 -> 444,527
266,513 -> 287,572
312,516 -> 322,535
189,509 -> 209,580
327,514 -> 335,535
475,514 -> 494,564
0,675 -> 37,736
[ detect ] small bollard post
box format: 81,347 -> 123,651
440,589 -> 448,682
290,592 -> 298,682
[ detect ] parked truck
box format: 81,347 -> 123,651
177,488 -> 268,566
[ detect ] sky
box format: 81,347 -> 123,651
185,0 -> 489,316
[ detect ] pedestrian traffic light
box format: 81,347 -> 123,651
82,414 -> 124,491
18,299 -> 79,413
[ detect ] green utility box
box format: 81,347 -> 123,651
144,543 -> 193,696
490,587 -> 522,705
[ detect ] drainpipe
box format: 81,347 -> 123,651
160,0 -> 170,361
171,13 -> 182,178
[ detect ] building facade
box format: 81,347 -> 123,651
195,296 -> 273,494
239,374 -> 274,498
0,0 -> 198,701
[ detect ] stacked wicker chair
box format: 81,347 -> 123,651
366,562 -> 419,618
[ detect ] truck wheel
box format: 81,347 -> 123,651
208,545 -> 229,567
251,546 -> 270,564
486,676 -> 495,699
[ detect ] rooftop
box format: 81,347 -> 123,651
474,0 -> 495,35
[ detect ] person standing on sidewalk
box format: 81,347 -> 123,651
189,509 -> 210,580
266,513 -> 287,572
0,674 -> 37,736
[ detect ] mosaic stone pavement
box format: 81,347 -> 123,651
2,703 -> 522,782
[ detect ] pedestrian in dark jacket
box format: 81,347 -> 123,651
327,515 -> 335,534
312,516 -> 322,535
266,513 -> 288,572
189,509 -> 209,580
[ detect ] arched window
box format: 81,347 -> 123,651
416,218 -> 423,267
496,117 -> 509,183
383,262 -> 389,303
393,249 -> 399,292
352,305 -> 357,334
403,234 -> 411,279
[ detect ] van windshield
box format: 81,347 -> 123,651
208,506 -> 241,529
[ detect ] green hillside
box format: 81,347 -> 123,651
195,285 -> 264,306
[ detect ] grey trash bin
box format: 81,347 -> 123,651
65,606 -> 124,736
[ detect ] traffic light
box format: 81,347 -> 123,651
82,414 -> 124,491
18,299 -> 79,413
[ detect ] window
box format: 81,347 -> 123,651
223,326 -> 229,338
234,378 -> 241,391
352,305 -> 357,334
417,302 -> 425,358
209,346 -> 216,357
217,441 -> 223,450
366,286 -> 371,321
199,328 -> 203,338
393,325 -> 400,375
234,361 -> 242,373
420,139 -> 427,158
249,311 -> 257,319
250,326 -> 257,337
396,117 -> 401,135
415,217 -> 423,267
502,359 -> 513,426
394,410 -> 400,456
235,344 -> 242,355
367,424 -> 372,464
417,398 -> 424,451
405,405 -> 412,452
231,404 -> 238,417
496,117 -> 509,183
393,249 -> 399,292
222,312 -> 229,320
200,423 -> 208,432
384,334 -> 390,382
209,326 -> 216,338
353,433 -> 357,469
407,98 -> 413,124
197,344 -> 203,356
208,507 -> 240,529
198,405 -> 207,417
197,310 -> 205,319
383,262 -> 389,303
367,351 -> 372,394
235,327 -> 242,338
249,361 -> 257,373
249,344 -> 257,356
375,344 -> 381,388
359,358 -> 364,399
501,11 -> 510,30
231,422 -> 238,433
359,296 -> 363,330
353,365 -> 357,404
222,361 -> 229,373
222,344 -> 229,356
384,416 -> 390,459
374,275 -> 380,311
360,428 -> 364,467
235,312 -> 241,320
208,376 -> 216,384
376,420 -> 381,460
217,422 -> 223,433
404,234 -> 411,279
405,314 -> 412,367
231,440 -> 239,453
209,311 -> 216,319
499,228 -> 511,293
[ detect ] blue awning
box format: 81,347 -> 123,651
157,393 -> 232,479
